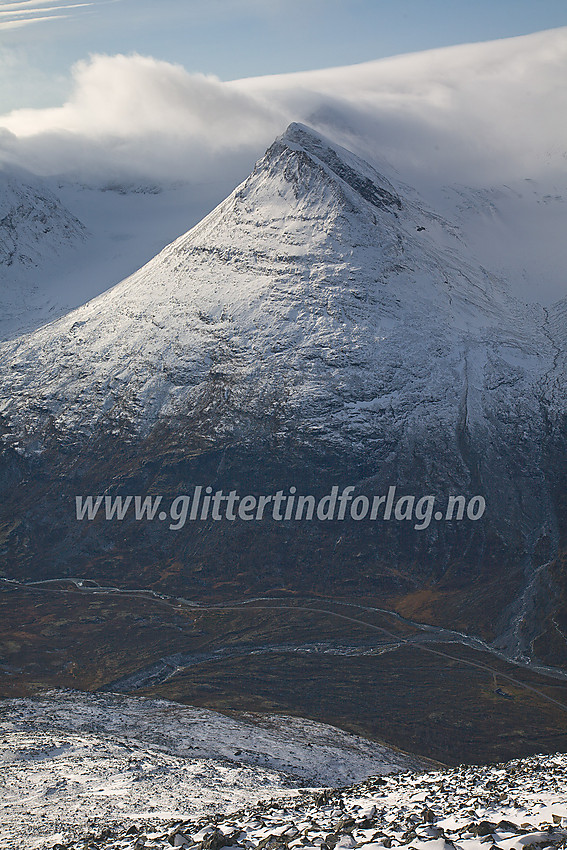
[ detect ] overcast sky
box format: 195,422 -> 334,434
1,0 -> 566,112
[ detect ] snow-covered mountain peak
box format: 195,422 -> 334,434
177,121 -> 405,264
169,122 -> 406,276
0,124 -> 566,658
0,124 -> 556,443
264,122 -> 402,214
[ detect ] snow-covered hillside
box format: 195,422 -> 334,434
0,690 -> 424,849
0,167 -> 88,336
0,168 -> 86,271
1,690 -> 422,785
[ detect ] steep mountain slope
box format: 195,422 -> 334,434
0,124 -> 565,660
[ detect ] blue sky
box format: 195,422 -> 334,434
1,0 -> 566,112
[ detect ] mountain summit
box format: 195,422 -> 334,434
0,123 -> 547,439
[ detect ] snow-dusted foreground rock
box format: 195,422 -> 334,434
5,745 -> 567,850
154,754 -> 567,850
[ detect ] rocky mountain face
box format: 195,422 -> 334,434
0,124 -> 566,662
0,167 -> 86,272
0,166 -> 88,339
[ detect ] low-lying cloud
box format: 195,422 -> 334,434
0,27 -> 565,191
0,53 -> 285,186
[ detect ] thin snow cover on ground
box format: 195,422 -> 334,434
4,731 -> 567,850
0,689 -> 423,849
0,731 -> 290,850
1,689 -> 420,783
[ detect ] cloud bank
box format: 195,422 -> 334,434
0,53 -> 284,186
0,27 -> 565,190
